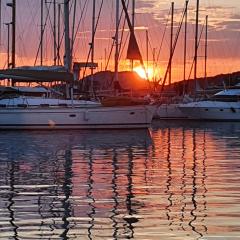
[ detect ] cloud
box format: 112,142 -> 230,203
136,1 -> 156,9
135,1 -> 239,30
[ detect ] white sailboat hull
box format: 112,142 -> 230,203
154,104 -> 187,119
179,101 -> 240,120
0,105 -> 155,129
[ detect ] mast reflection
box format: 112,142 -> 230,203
179,127 -> 187,231
165,128 -> 173,231
188,129 -> 203,238
60,149 -> 73,239
123,146 -> 137,239
7,161 -> 19,240
110,149 -> 119,240
86,148 -> 95,240
149,124 -> 209,238
2,123 -> 240,239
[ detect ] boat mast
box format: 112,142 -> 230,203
194,0 -> 200,98
12,0 -> 16,69
204,15 -> 208,94
64,0 -> 71,100
121,0 -> 146,75
90,0 -> 96,95
183,0 -> 189,95
114,0 -> 120,85
159,1 -> 190,94
40,0 -> 44,66
64,0 -> 71,72
57,3 -> 61,65
0,0 -> 1,49
6,0 -> 16,69
131,0 -> 135,71
146,30 -> 149,80
169,2 -> 174,86
7,24 -> 10,68
71,0 -> 77,58
5,23 -> 10,68
132,0 -> 135,30
6,0 -> 16,85
53,0 -> 57,65
153,47 -> 156,84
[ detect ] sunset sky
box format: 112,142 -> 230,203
0,0 -> 240,82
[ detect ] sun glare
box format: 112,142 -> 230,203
134,66 -> 154,80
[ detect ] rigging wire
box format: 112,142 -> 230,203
105,0 -> 130,71
160,2 -> 188,92
73,0 -> 89,64
72,0 -> 88,53
34,1 -> 52,66
106,0 -> 131,89
187,20 -> 206,82
34,0 -> 77,66
156,8 -> 171,64
118,0 -> 130,61
71,0 -> 77,55
9,0 -> 39,67
82,0 -> 104,79
105,0 -> 115,70
0,0 -> 2,48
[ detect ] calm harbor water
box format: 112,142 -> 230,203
0,121 -> 240,240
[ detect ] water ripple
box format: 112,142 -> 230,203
0,123 -> 240,239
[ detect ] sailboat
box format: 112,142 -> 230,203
154,0 -> 210,120
153,1 -> 190,120
0,0 -> 155,130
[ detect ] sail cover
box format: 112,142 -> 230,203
0,68 -> 74,83
127,32 -> 142,60
121,0 -> 146,73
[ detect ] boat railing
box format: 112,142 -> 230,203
0,102 -> 100,109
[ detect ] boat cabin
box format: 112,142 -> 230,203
210,89 -> 240,102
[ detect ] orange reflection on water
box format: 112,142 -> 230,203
0,123 -> 240,239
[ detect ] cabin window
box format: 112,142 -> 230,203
220,109 -> 224,112
69,114 -> 76,118
205,109 -> 208,111
130,112 -> 135,115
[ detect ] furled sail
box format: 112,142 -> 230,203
121,0 -> 146,72
0,67 -> 74,83
127,32 -> 142,60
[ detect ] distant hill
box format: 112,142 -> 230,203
167,71 -> 240,92
81,70 -> 150,92
79,70 -> 240,96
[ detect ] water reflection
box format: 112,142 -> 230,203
0,122 -> 240,239
7,161 -> 19,240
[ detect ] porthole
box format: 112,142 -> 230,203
130,112 -> 135,115
205,109 -> 208,111
220,109 -> 223,112
69,114 -> 76,118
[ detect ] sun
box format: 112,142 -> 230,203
134,66 -> 154,80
